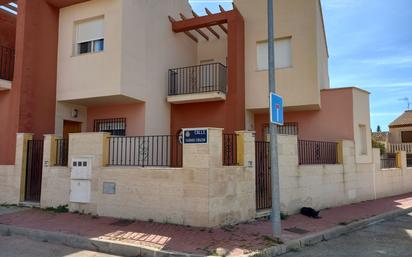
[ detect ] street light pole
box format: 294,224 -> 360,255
267,0 -> 282,238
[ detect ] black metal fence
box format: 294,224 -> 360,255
278,122 -> 298,135
407,154 -> 412,168
0,46 -> 14,81
25,140 -> 44,202
55,139 -> 69,166
108,135 -> 182,167
223,134 -> 238,166
255,141 -> 271,210
168,63 -> 227,96
298,140 -> 338,165
380,153 -> 397,169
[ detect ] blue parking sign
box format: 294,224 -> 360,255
270,92 -> 284,125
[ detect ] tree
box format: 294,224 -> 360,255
377,125 -> 381,132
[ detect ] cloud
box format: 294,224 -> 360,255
371,112 -> 402,117
361,81 -> 412,89
359,55 -> 412,67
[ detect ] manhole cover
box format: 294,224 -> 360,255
284,227 -> 309,235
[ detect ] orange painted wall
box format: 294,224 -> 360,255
170,10 -> 245,134
87,103 -> 145,136
254,88 -> 355,141
1,1 -> 60,164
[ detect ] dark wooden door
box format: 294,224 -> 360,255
63,120 -> 82,139
24,140 -> 44,202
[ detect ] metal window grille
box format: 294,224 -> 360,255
277,122 -> 299,135
94,118 -> 126,136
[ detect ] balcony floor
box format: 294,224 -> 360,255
167,91 -> 226,104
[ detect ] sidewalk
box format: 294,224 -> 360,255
1,193 -> 412,256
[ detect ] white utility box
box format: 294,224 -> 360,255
70,157 -> 92,203
70,180 -> 91,203
71,158 -> 92,180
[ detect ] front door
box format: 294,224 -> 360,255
63,120 -> 82,139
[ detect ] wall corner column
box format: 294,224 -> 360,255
15,133 -> 33,202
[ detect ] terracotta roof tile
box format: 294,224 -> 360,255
389,110 -> 412,127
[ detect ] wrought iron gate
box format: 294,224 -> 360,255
24,140 -> 44,202
255,141 -> 272,210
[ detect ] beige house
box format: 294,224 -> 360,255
0,0 -> 391,228
389,110 -> 412,144
387,110 -> 412,153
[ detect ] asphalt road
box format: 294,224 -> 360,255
283,213 -> 412,257
0,235 -> 121,257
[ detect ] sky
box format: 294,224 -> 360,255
189,0 -> 412,132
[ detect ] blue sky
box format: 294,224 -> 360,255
189,0 -> 412,131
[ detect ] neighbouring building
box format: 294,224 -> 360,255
1,0 -> 406,228
389,110 -> 412,144
386,110 -> 412,153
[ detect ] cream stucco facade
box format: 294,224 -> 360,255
55,0 -> 334,137
56,0 -> 198,135
235,0 -> 329,112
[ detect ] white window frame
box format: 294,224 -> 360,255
256,37 -> 292,71
74,16 -> 105,56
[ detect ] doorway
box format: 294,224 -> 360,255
63,120 -> 82,139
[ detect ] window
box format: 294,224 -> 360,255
402,131 -> 412,143
75,17 -> 104,55
359,124 -> 367,155
93,118 -> 126,136
257,37 -> 292,70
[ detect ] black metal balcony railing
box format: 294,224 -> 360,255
0,46 -> 15,81
168,63 -> 227,96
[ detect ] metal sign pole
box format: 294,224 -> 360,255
267,0 -> 282,238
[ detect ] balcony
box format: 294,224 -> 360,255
0,45 -> 15,90
167,63 -> 227,104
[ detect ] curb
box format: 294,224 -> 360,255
0,224 -> 202,257
248,207 -> 412,257
0,207 -> 411,257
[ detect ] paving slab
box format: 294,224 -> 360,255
0,193 -> 411,256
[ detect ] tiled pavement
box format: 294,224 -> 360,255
0,193 -> 411,256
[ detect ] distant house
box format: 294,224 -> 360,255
372,131 -> 389,145
389,110 -> 412,144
